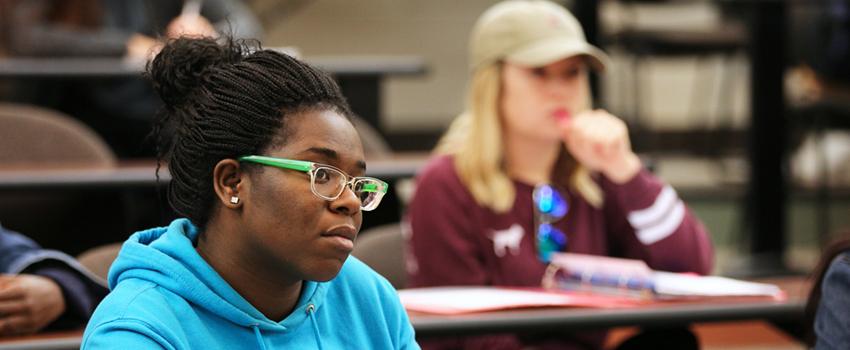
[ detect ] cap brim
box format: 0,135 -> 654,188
505,37 -> 610,72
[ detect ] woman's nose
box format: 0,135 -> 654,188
544,78 -> 571,99
330,185 -> 361,216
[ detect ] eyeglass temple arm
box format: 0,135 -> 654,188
240,155 -> 389,194
238,155 -> 313,172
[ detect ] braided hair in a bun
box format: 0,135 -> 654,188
148,36 -> 352,228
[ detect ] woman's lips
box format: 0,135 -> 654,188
322,225 -> 357,252
553,109 -> 571,123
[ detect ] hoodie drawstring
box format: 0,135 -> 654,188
252,324 -> 268,350
306,304 -> 325,350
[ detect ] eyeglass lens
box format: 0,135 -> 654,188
312,167 -> 384,211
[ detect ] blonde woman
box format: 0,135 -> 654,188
406,1 -> 713,349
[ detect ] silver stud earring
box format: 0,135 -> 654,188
230,196 -> 239,204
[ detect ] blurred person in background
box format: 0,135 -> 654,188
788,0 -> 850,187
405,1 -> 713,349
3,0 -> 262,157
0,225 -> 107,336
806,235 -> 850,349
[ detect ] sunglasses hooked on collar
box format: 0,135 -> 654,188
533,183 -> 569,262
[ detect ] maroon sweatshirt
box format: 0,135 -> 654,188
405,155 -> 714,350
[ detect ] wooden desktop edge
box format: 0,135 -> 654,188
0,329 -> 83,350
410,276 -> 809,337
410,298 -> 805,338
0,56 -> 426,78
0,278 -> 807,347
0,299 -> 804,348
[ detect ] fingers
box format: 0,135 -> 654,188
0,299 -> 27,316
0,275 -> 67,336
563,110 -> 633,171
568,111 -> 627,150
167,15 -> 217,38
125,34 -> 163,61
0,279 -> 24,301
0,314 -> 35,336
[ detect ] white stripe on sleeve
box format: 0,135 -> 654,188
636,200 -> 686,245
627,185 -> 678,229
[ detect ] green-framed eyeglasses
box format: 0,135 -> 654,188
238,155 -> 389,211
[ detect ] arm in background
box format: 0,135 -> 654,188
602,169 -> 715,275
199,0 -> 264,40
8,0 -> 133,56
0,225 -> 108,333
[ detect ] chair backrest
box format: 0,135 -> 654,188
350,115 -> 392,158
77,242 -> 122,281
0,103 -> 116,168
352,223 -> 407,289
79,226 -> 409,285
0,103 -> 118,255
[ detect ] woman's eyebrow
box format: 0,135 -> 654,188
304,147 -> 339,160
303,147 -> 367,172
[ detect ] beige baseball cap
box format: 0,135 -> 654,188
469,0 -> 610,72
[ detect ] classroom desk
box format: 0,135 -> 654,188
0,329 -> 82,350
411,276 -> 808,339
0,55 -> 427,136
0,154 -> 429,248
0,278 -> 806,349
0,56 -> 426,78
411,296 -> 804,338
0,154 -> 429,191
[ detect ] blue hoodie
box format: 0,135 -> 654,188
82,219 -> 419,350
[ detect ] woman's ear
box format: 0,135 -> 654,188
213,159 -> 244,209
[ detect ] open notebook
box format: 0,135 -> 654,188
543,253 -> 784,299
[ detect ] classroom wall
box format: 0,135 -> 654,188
258,0 -> 752,133
254,1 -> 845,273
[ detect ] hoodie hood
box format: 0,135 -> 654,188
108,218 -> 327,332
84,218 -> 419,350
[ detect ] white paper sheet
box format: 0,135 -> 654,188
653,271 -> 783,297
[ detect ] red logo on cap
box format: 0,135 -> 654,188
549,14 -> 562,28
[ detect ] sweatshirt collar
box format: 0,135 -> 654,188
111,218 -> 328,332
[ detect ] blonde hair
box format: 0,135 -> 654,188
435,61 -> 603,213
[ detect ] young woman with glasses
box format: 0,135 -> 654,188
82,37 -> 417,349
406,1 -> 713,349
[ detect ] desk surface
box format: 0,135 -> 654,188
0,278 -> 807,348
0,55 -> 426,78
0,329 -> 82,350
0,300 -> 803,349
411,276 -> 808,338
411,297 -> 804,338
0,154 -> 429,190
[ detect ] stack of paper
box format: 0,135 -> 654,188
652,272 -> 784,298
